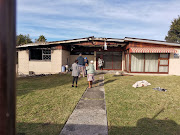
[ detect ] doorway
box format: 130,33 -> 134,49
96,52 -> 122,70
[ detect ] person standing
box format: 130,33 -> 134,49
72,60 -> 79,87
77,53 -> 85,77
98,57 -> 104,70
86,60 -> 95,88
84,57 -> 89,75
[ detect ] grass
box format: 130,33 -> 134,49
104,74 -> 180,135
16,74 -> 87,135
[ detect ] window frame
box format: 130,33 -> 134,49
158,53 -> 169,73
129,53 -> 169,74
29,48 -> 51,61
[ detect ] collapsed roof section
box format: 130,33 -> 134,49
16,36 -> 180,49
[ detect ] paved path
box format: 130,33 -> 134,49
60,74 -> 108,135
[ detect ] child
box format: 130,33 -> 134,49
86,60 -> 95,88
72,60 -> 79,87
98,57 -> 104,70
84,57 -> 89,75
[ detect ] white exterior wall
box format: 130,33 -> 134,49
17,49 -> 66,74
62,50 -> 70,66
29,50 -> 63,74
18,50 -> 29,75
51,49 -> 62,73
169,49 -> 180,75
29,61 -> 51,74
94,51 -> 96,70
122,51 -> 125,71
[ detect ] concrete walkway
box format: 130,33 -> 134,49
60,74 -> 108,135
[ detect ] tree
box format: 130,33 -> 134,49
16,34 -> 32,46
35,35 -> 47,43
165,16 -> 180,43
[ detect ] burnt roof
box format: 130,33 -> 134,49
16,36 -> 180,49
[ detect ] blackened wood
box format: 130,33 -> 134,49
0,0 -> 16,134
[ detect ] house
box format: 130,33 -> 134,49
16,36 -> 180,75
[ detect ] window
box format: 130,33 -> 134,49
160,60 -> 168,65
159,53 -> 169,72
145,54 -> 158,72
126,54 -> 129,71
130,53 -> 169,73
42,49 -> 51,60
30,48 -> 51,61
131,54 -> 144,72
160,54 -> 168,58
30,49 -> 42,60
159,66 -> 168,72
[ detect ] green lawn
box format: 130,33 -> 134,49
16,74 -> 87,135
104,74 -> 180,135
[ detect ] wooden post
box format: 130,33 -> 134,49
0,0 -> 16,135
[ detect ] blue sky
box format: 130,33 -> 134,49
17,0 -> 180,42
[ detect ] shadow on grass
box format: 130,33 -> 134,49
104,79 -> 117,84
93,79 -> 104,85
17,122 -> 63,135
17,118 -> 180,135
17,74 -> 73,96
109,118 -> 180,135
92,79 -> 117,86
95,72 -> 106,75
113,74 -> 134,77
109,108 -> 180,135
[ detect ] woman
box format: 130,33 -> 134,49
86,60 -> 95,88
72,60 -> 79,87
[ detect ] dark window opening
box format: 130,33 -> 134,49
30,49 -> 51,61
16,52 -> 18,64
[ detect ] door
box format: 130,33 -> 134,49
103,52 -> 113,70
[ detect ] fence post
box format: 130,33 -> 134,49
0,0 -> 16,135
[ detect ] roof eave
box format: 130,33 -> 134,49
124,37 -> 180,47
16,43 -> 50,48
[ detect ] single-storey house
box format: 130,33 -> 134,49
16,36 -> 180,75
